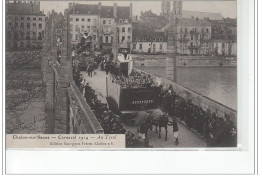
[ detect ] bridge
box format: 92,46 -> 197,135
41,11 -> 236,147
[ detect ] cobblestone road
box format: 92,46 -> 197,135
81,69 -> 206,148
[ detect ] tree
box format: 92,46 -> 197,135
6,49 -> 50,134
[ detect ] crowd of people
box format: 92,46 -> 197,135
106,63 -> 157,88
72,41 -> 237,147
72,67 -> 151,148
158,85 -> 237,147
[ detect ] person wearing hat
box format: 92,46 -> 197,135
172,117 -> 179,145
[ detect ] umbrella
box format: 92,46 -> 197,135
150,109 -> 164,121
134,111 -> 149,125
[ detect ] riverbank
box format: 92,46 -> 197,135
132,54 -> 237,67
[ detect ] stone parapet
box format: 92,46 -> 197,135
67,82 -> 104,134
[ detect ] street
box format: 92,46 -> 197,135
81,69 -> 206,148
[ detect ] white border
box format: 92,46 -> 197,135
3,0 -> 257,174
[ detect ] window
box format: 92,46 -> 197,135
39,17 -> 42,21
153,38 -> 156,41
39,23 -> 42,29
206,42 -> 209,47
122,27 -> 125,32
20,32 -> 24,39
103,20 -> 106,24
21,17 -> 24,20
133,44 -> 136,49
21,22 -> 24,29
33,17 -> 36,20
202,28 -> 204,33
160,44 -> 163,50
106,36 -> 108,43
75,34 -> 79,40
33,23 -> 36,29
128,27 -> 131,32
26,31 -> 30,39
111,36 -> 113,43
81,26 -> 85,30
185,28 -> 187,33
87,26 -> 90,31
88,18 -> 91,22
159,37 -> 163,41
82,18 -> 85,21
191,42 -> 193,47
75,25 -> 79,31
108,20 -> 111,24
122,36 -> 125,42
26,23 -> 30,29
32,32 -> 36,38
191,35 -> 193,40
139,43 -> 142,50
27,17 -> 30,20
128,36 -> 130,40
76,18 -> 79,21
206,28 -> 209,33
143,38 -> 146,41
93,35 -> 96,41
70,18 -> 73,21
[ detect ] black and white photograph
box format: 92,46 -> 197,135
5,0 -> 238,149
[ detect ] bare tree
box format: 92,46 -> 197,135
6,49 -> 50,134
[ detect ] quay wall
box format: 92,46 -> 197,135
134,68 -> 237,123
133,55 -> 237,67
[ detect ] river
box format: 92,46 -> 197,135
135,65 -> 237,110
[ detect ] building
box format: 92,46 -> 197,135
6,0 -> 46,49
161,1 -> 171,19
139,10 -> 168,28
175,18 -> 212,55
68,2 -> 132,51
171,0 -> 183,20
68,3 -> 100,49
132,22 -> 168,53
211,18 -> 237,56
182,10 -> 223,21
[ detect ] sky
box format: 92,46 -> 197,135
40,0 -> 237,18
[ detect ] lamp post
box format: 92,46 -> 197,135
166,16 -> 178,83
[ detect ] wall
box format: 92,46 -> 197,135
118,22 -> 132,49
67,82 -> 104,134
69,14 -> 100,44
133,42 -> 167,53
134,68 -> 237,123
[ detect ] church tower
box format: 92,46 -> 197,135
161,0 -> 171,18
171,0 -> 183,19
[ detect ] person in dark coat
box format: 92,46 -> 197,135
172,118 -> 179,145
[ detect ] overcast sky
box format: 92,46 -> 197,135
40,1 -> 237,18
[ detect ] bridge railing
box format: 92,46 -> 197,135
67,81 -> 104,134
134,68 -> 237,123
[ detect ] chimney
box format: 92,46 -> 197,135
129,3 -> 132,19
113,3 -> 117,18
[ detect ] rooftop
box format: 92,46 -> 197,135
178,18 -> 211,27
69,3 -> 131,20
